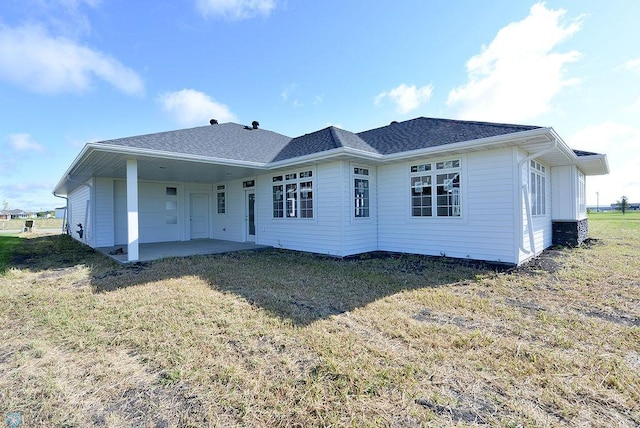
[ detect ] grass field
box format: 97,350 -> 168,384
0,218 -> 64,232
0,212 -> 638,426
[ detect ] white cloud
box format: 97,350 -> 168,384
7,134 -> 46,153
374,83 -> 434,114
568,121 -> 640,205
0,24 -> 144,96
623,58 -> 640,73
196,0 -> 278,20
0,182 -> 59,211
281,83 -> 298,101
447,2 -> 582,122
158,89 -> 237,126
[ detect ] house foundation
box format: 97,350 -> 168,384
552,219 -> 588,247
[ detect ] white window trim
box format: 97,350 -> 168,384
529,160 -> 547,217
578,170 -> 586,216
352,165 -> 371,220
408,157 -> 465,220
215,183 -> 227,216
272,168 -> 315,220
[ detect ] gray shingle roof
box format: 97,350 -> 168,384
271,126 -> 377,162
573,149 -> 601,157
356,117 -> 542,155
93,117 -> 602,165
97,123 -> 292,164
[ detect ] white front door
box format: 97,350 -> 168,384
246,192 -> 256,242
190,193 -> 209,239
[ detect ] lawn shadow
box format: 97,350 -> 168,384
90,247 -> 505,326
7,234 -> 506,326
6,233 -> 116,273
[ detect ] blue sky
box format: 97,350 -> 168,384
1,0 -> 638,211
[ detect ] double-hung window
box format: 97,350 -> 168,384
353,167 -> 370,218
273,170 -> 314,219
410,159 -> 461,217
530,160 -> 546,216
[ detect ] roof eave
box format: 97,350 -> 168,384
575,154 -> 610,176
53,143 -> 270,196
53,143 -> 94,196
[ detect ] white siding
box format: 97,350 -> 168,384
67,180 -> 92,245
114,180 -> 183,245
94,177 -> 114,247
378,149 -> 518,264
343,162 -> 378,255
551,165 -> 580,221
213,179 -> 248,242
256,162 -> 348,256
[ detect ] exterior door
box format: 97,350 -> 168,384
246,192 -> 256,242
190,193 -> 209,239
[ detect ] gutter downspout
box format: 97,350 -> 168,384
52,191 -> 68,234
517,138 -> 557,257
62,176 -> 94,244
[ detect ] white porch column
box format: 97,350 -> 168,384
126,158 -> 139,261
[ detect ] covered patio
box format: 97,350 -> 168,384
97,239 -> 270,263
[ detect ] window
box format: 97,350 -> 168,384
437,172 -> 460,217
410,160 -> 461,217
166,187 -> 178,224
530,160 -> 546,216
411,164 -> 432,217
243,180 -> 255,188
216,185 -> 226,214
300,181 -> 313,218
286,183 -> 298,217
273,170 -> 314,218
273,176 -> 284,218
578,171 -> 586,214
353,167 -> 370,218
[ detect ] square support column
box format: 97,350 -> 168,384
126,158 -> 139,261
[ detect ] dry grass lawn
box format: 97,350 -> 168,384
1,212 -> 639,427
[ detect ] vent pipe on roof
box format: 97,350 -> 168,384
210,119 -> 218,125
252,120 -> 259,129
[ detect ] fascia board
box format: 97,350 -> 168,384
52,143 -> 94,195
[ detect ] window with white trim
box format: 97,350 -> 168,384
272,170 -> 314,218
353,167 -> 370,218
410,159 -> 461,217
216,185 -> 226,214
578,171 -> 586,214
272,176 -> 284,218
530,160 -> 546,216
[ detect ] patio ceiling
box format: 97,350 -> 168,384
55,148 -> 267,195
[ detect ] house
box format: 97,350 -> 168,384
52,117 -> 609,265
0,209 -> 30,220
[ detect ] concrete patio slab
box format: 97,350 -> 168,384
97,239 -> 270,263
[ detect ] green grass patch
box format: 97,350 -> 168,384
0,234 -> 21,273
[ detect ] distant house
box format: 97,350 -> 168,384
610,202 -> 640,211
0,209 -> 30,220
53,117 -> 609,264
